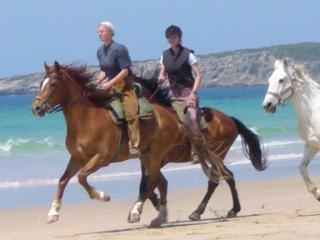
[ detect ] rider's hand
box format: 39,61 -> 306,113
187,91 -> 197,107
86,80 -> 100,88
158,74 -> 166,84
99,81 -> 113,91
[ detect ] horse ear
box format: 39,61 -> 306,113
274,59 -> 282,69
54,61 -> 61,72
44,62 -> 50,73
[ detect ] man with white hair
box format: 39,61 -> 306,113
94,21 -> 140,156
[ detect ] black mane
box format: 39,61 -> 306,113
133,70 -> 171,106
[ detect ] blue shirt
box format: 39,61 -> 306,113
97,41 -> 132,79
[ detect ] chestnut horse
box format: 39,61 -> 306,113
32,62 -> 266,227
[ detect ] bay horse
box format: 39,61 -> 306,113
134,73 -> 267,225
263,59 -> 320,201
32,61 -> 266,228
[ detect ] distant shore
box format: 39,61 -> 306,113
1,42 -> 320,95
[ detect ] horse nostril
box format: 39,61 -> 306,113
34,106 -> 41,112
264,102 -> 271,109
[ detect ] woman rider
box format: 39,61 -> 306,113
158,25 -> 202,163
94,21 -> 140,156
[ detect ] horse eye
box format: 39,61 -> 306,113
279,78 -> 284,83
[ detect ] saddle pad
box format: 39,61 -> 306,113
108,96 -> 154,124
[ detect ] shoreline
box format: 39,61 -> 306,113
1,154 -> 320,210
1,175 -> 320,240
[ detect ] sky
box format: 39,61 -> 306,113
0,0 -> 319,77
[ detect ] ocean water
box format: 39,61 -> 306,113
0,86 -> 319,209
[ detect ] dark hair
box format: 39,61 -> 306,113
165,25 -> 182,39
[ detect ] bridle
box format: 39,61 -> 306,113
266,85 -> 294,105
266,72 -> 300,105
35,73 -> 89,114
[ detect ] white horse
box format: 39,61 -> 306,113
263,59 -> 320,201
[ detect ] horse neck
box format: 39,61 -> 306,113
291,76 -> 320,127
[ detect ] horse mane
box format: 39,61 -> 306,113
61,64 -> 171,106
292,64 -> 307,80
61,63 -> 96,89
292,63 -> 320,88
134,69 -> 171,106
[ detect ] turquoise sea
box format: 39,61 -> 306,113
1,86 -> 319,209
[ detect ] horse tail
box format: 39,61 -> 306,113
231,117 -> 267,171
194,140 -> 230,182
178,122 -> 225,183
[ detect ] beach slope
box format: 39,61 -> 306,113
1,176 -> 320,240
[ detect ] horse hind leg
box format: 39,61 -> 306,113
48,157 -> 81,223
127,165 -> 160,224
139,164 -> 160,211
127,172 -> 161,224
189,179 -> 219,221
149,173 -> 168,228
299,145 -> 320,200
128,156 -> 162,226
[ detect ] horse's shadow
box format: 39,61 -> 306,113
297,212 -> 320,218
70,213 -> 273,238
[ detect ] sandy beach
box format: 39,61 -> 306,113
0,175 -> 319,240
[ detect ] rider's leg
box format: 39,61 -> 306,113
122,88 -> 140,155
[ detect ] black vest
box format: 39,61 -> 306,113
162,45 -> 195,90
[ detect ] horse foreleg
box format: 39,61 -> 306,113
77,154 -> 110,202
189,180 -> 218,221
299,145 -> 320,200
48,157 -> 81,224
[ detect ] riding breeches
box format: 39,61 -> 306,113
121,88 -> 140,148
171,96 -> 201,136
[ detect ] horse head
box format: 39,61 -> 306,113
32,61 -> 68,117
262,59 -> 303,113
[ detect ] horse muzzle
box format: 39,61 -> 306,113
32,101 -> 47,117
263,102 -> 277,113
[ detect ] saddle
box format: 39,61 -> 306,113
172,100 -> 209,130
106,83 -> 154,124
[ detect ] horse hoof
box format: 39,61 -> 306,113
316,189 -> 320,201
226,209 -> 238,218
127,212 -> 140,223
189,211 -> 201,221
47,215 -> 59,224
95,191 -> 110,202
149,218 -> 162,228
103,194 -> 111,202
154,203 -> 160,212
